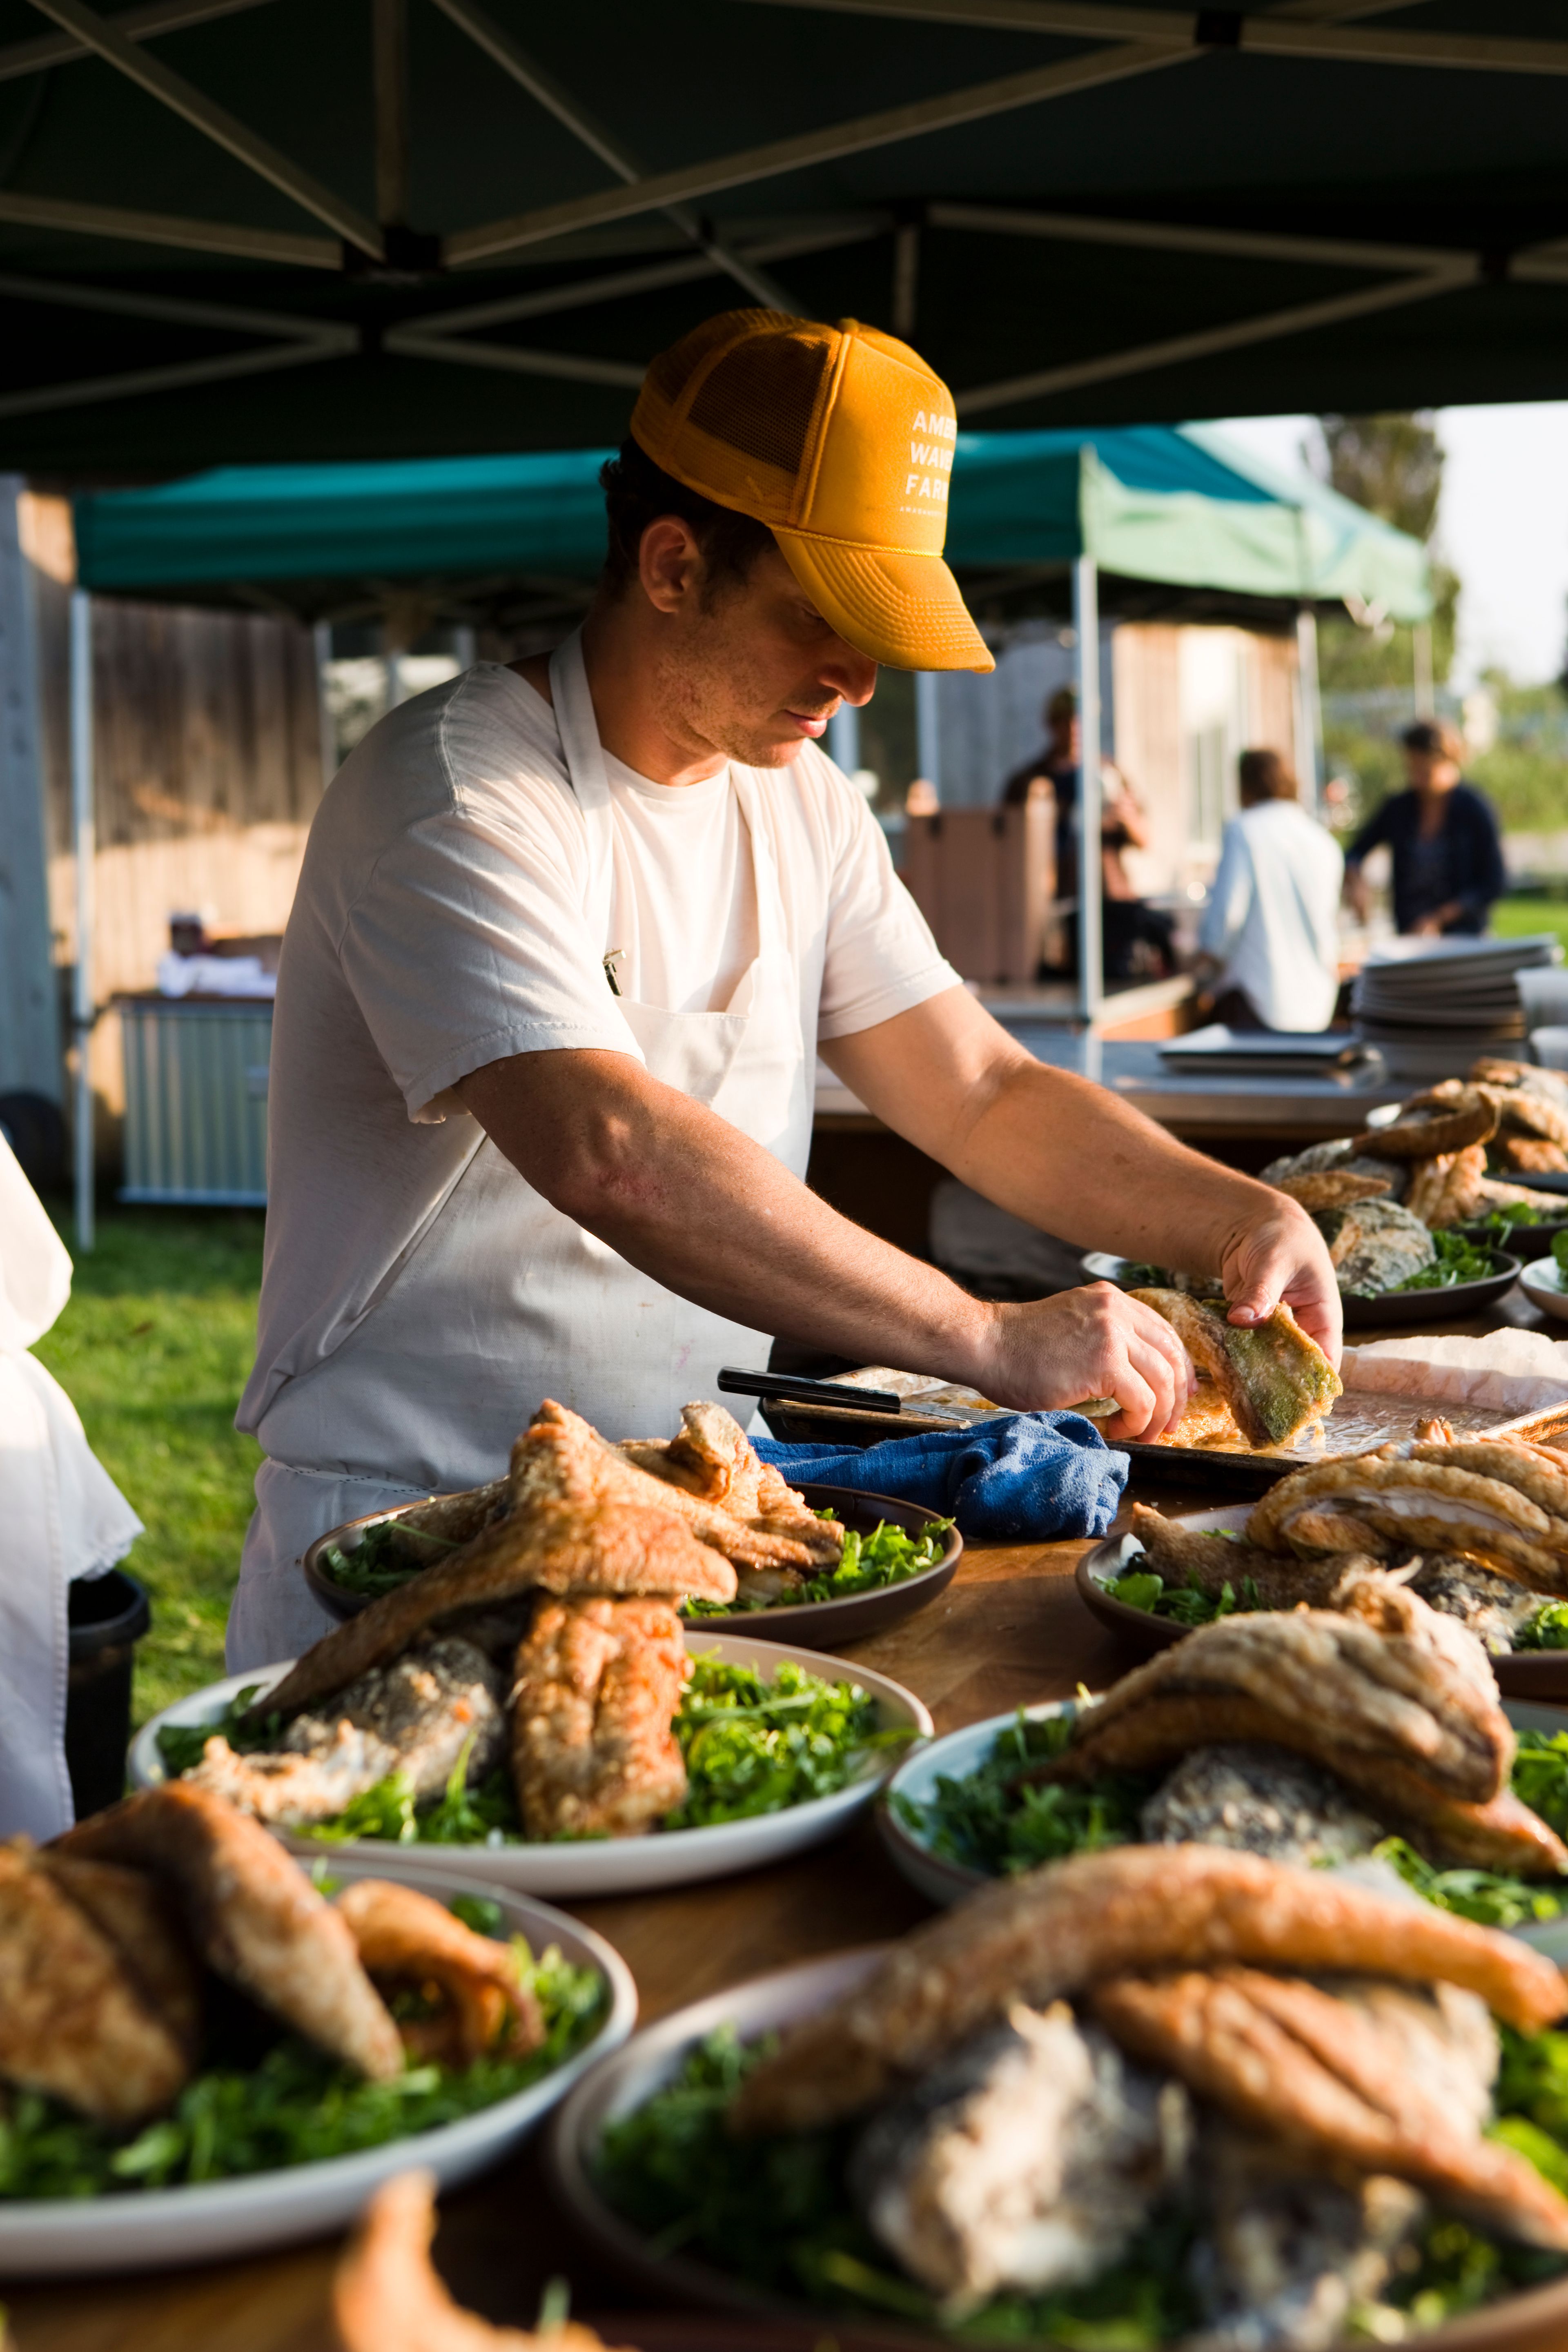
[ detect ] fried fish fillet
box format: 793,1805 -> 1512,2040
0,1845 -> 191,2123
727,1845 -> 1566,2136
519,1400 -> 812,1570
1404,1144 -> 1488,1228
1091,1967 -> 1568,2252
622,1400 -> 843,1563
1043,1598 -> 1512,1804
1499,1134 -> 1568,1175
1363,1087 -> 1499,1160
256,1441 -> 735,1728
1128,1505 -> 1383,1608
1156,1388 -> 1244,1449
511,1595 -> 689,1839
1481,1081 -> 1568,1152
334,1880 -> 542,2067
1248,1446 -> 1568,1592
54,1783 -> 405,2081
1128,1291 -> 1340,1449
334,2170 -> 630,2352
1270,1171 -> 1391,1212
36,1851 -> 202,2059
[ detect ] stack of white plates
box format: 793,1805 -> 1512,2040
1351,934 -> 1562,1080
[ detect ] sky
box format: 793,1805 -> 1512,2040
1206,403 -> 1568,692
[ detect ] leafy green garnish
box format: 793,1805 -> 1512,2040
1555,1229 -> 1568,1283
188,1656 -> 899,1850
1464,1203 -> 1549,1234
0,1936 -> 603,2200
154,1686 -> 278,1775
892,1708 -> 1151,1878
686,1516 -> 954,1616
318,1516 -> 459,1601
1107,1570 -> 1262,1628
1516,1603 -> 1568,1652
1371,1836 -> 1568,1930
1510,1728 -> 1568,1836
1394,1228 -> 1504,1292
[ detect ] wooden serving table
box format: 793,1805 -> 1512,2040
9,1292 -> 1565,2351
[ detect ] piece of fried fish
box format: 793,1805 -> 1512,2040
1128,1291 -> 1340,1449
727,1845 -> 1566,2136
1248,1441 -> 1568,1592
511,1594 -> 689,1839
623,1400 -> 843,1564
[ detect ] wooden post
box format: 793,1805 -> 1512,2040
0,480 -> 62,1102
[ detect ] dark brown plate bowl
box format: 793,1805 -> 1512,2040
1075,1512 -> 1568,1699
303,1483 -> 961,1650
548,1948 -> 1568,2352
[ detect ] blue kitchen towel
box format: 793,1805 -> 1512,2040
754,1413 -> 1128,1543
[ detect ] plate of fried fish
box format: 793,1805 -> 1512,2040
551,1843 -> 1568,2350
132,1613 -> 931,1900
0,1783 -> 633,2273
1077,1435 -> 1568,1697
303,1399 -> 961,1648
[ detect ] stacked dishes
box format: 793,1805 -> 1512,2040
1352,935 -> 1561,1082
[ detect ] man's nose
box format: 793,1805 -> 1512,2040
821,643 -> 879,709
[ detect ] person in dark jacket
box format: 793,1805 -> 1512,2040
1343,718 -> 1506,937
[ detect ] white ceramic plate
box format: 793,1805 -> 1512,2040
131,1630 -> 933,1898
547,1944 -> 1568,2352
1520,1254 -> 1568,1325
0,1851 -> 635,2278
878,1695 -> 1568,1910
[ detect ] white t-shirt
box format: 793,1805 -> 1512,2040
1198,798 -> 1344,1032
238,663 -> 958,1437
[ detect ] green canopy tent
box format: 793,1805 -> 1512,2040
58,421 -> 1428,1236
0,2 -> 1564,476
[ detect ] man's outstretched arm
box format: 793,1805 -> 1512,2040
456,1045 -> 1199,1442
820,984 -> 1341,1359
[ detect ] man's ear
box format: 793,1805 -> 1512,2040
638,516 -> 705,615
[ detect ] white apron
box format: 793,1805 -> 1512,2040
228,631 -> 813,1669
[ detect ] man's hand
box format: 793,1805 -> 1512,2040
975,1283 -> 1197,1443
1218,1194 -> 1343,1363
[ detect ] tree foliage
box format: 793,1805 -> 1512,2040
1316,411 -> 1454,698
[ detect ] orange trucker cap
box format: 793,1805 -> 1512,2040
629,309 -> 994,674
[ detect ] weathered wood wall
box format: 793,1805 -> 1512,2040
26,494 -> 325,1133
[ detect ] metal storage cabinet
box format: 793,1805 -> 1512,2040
118,997 -> 271,1206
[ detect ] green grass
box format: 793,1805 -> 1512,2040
32,1205 -> 265,1724
1494,897 -> 1568,957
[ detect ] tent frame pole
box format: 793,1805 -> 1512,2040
70,586 -> 95,1252
1074,554 -> 1102,1028
1295,605 -> 1324,813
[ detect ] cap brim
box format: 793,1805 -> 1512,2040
773,532 -> 994,674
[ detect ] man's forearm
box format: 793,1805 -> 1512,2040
943,1058 -> 1283,1276
457,1050 -> 996,1382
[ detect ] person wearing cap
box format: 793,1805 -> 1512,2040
227,310 -> 1339,1668
1343,718 -> 1506,938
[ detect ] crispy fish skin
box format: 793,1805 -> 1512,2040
255,1481 -> 734,1728
0,1846 -> 192,2123
511,1595 -> 689,1839
1405,1145 -> 1488,1228
1129,1291 -> 1340,1449
1047,1602 -> 1512,1803
623,1402 -> 843,1563
1156,1389 -> 1243,1448
1248,1451 -> 1568,1590
334,1880 -> 543,2066
1091,1967 -> 1568,2253
1363,1088 -> 1499,1160
520,1400 -> 811,1570
54,1783 -> 405,2082
36,1851 -> 202,2059
1128,1506 -> 1383,1608
726,1845 -> 1567,2136
1270,1171 -> 1390,1212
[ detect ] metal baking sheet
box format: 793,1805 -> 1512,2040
763,1368 -> 1568,1495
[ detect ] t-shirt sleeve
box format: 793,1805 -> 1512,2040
338,695 -> 643,1123
815,770 -> 963,1041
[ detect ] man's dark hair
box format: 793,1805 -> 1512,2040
1400,717 -> 1464,762
599,437 -> 775,603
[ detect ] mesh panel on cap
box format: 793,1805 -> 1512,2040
686,328 -> 831,477
641,308 -> 775,412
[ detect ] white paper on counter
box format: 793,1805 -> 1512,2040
1341,1329 -> 1568,1414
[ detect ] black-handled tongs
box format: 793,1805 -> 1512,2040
717,1365 -> 903,1413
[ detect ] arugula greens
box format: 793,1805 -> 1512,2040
685,1515 -> 954,1616
1516,1604 -> 1568,1652
1372,1836 -> 1567,1931
318,1517 -> 459,1601
1107,1568 -> 1263,1628
892,1708 -> 1152,1879
163,1656 -> 899,1848
1554,1229 -> 1568,1284
1463,1203 -> 1550,1236
1393,1228 -> 1506,1292
0,1936 -> 603,2201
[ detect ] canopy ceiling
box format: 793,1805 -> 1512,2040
71,421 -> 1432,626
2,0 -> 1564,476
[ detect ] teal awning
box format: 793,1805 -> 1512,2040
73,422 -> 1430,623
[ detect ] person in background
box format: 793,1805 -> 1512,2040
1196,749 -> 1343,1032
1002,686 -> 1174,979
1343,717 -> 1505,937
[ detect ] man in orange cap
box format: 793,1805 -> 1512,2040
230,310 -> 1338,1667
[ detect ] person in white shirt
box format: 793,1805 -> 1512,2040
1197,749 -> 1345,1033
229,309 -> 1339,1670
